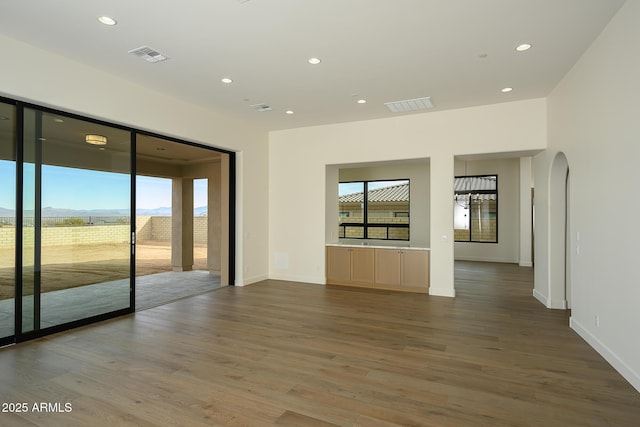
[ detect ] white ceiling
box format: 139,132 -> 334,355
0,0 -> 625,131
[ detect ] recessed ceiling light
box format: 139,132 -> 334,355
516,43 -> 532,52
37,138 -> 47,141
357,99 -> 367,104
308,57 -> 321,65
97,16 -> 117,26
501,87 -> 513,93
221,78 -> 233,84
285,110 -> 294,115
53,118 -> 64,123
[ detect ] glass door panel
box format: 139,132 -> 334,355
0,102 -> 16,340
21,108 -> 132,334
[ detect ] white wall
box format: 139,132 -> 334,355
269,99 -> 546,297
453,158 -> 520,263
536,0 -> 640,392
519,157 -> 533,267
0,34 -> 269,286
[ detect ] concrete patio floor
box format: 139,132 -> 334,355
0,270 -> 222,338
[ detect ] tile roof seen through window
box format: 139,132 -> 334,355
339,183 -> 409,203
454,176 -> 496,193
339,176 -> 496,204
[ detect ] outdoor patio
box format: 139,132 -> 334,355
0,241 -> 221,338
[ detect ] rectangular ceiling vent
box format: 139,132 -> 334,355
250,103 -> 272,112
128,46 -> 169,63
384,97 -> 433,113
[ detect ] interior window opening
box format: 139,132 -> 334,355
338,179 -> 410,241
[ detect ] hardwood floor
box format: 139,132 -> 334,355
0,261 -> 638,426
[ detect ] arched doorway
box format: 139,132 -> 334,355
549,152 -> 570,309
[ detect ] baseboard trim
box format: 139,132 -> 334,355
235,273 -> 268,286
268,273 -> 325,285
532,288 -> 547,306
549,298 -> 567,310
531,288 -> 567,309
429,287 -> 455,298
454,256 -> 518,263
571,317 -> 640,394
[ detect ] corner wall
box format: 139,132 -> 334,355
537,0 -> 640,392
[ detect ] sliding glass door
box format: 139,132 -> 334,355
0,101 -> 16,343
0,97 -> 234,343
20,107 -> 133,337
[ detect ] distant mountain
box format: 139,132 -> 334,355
41,207 -> 131,217
135,207 -> 172,216
0,206 -> 208,217
0,207 -> 132,217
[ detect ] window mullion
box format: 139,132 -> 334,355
363,181 -> 368,239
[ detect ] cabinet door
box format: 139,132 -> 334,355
401,250 -> 429,288
350,248 -> 375,284
326,246 -> 351,282
374,248 -> 401,286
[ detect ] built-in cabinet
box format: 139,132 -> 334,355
326,245 -> 375,285
326,245 -> 429,293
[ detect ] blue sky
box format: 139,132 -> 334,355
0,162 -> 208,211
0,160 -> 15,210
137,175 -> 208,209
339,180 -> 407,196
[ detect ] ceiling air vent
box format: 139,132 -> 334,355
128,46 -> 169,63
384,97 -> 433,113
250,103 -> 272,112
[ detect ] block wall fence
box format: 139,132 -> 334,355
0,216 -> 208,249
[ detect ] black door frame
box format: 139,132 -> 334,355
0,95 -> 236,345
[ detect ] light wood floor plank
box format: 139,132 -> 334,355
0,261 -> 639,426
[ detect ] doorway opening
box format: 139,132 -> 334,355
135,135 -> 230,310
0,96 -> 235,345
549,152 -> 571,309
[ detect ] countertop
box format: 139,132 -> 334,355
326,243 -> 430,251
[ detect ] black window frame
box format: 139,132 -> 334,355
0,94 -> 237,346
454,174 -> 498,243
338,179 -> 410,241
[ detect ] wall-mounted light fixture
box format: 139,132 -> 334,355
85,134 -> 107,145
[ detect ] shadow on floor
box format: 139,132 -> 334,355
136,270 -> 222,310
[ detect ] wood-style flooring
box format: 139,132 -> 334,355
0,261 -> 638,426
